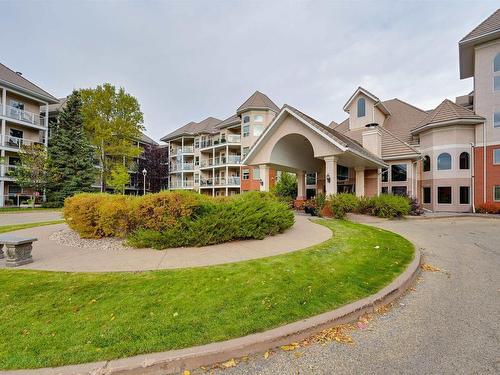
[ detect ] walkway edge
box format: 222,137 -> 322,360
5,248 -> 421,375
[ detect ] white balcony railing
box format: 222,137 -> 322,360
0,104 -> 46,127
170,146 -> 194,155
200,177 -> 240,187
200,155 -> 241,168
170,162 -> 194,172
0,135 -> 45,149
200,135 -> 241,149
1,164 -> 18,177
169,180 -> 194,189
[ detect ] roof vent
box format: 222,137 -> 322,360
15,71 -> 22,76
365,123 -> 379,128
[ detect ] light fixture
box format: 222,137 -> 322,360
260,179 -> 264,186
142,168 -> 147,195
326,174 -> 331,183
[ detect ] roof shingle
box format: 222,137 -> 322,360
460,9 -> 500,42
237,91 -> 279,114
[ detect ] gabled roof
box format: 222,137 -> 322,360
0,63 -> 58,103
335,98 -> 428,159
460,9 -> 500,42
243,104 -> 386,167
411,99 -> 485,135
237,91 -> 279,114
138,132 -> 158,146
459,9 -> 500,79
342,86 -> 391,115
160,117 -> 222,142
215,113 -> 240,129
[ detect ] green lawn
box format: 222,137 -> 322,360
0,220 -> 65,234
0,219 -> 414,370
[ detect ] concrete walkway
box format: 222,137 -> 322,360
0,215 -> 331,272
0,210 -> 62,225
215,215 -> 500,375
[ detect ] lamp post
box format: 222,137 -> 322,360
142,168 -> 147,195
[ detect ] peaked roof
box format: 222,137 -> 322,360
335,98 -> 428,159
237,91 -> 279,114
0,63 -> 58,103
160,117 -> 222,141
216,113 -> 240,129
411,99 -> 485,134
244,104 -> 386,167
343,86 -> 391,115
460,8 -> 500,42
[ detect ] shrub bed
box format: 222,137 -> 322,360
326,193 -> 412,219
63,191 -> 294,249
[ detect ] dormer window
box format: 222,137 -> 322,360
357,98 -> 366,118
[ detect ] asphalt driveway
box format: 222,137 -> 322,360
0,210 -> 62,225
214,216 -> 500,375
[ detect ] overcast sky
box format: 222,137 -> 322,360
2,1 -> 499,141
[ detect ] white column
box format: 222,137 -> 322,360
377,168 -> 381,196
0,181 -> 4,207
1,88 -> 6,207
259,164 -> 270,192
296,170 -> 306,199
324,156 -> 337,196
1,88 -> 6,115
355,167 -> 365,197
44,102 -> 49,147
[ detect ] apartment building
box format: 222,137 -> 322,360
0,63 -> 58,206
162,9 -> 500,212
160,91 -> 279,196
46,97 -> 160,195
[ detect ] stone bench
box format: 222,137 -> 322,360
0,236 -> 37,267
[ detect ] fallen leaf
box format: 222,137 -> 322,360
294,351 -> 302,358
221,358 -> 237,368
263,351 -> 270,359
183,370 -> 190,375
281,342 -> 300,351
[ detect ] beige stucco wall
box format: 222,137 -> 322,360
347,95 -> 386,131
240,109 -> 276,151
474,39 -> 500,145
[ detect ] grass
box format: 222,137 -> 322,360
0,207 -> 61,214
0,220 -> 65,234
0,219 -> 414,370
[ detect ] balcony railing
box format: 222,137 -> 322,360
169,180 -> 194,189
0,103 -> 46,127
1,164 -> 18,177
170,146 -> 194,155
0,135 -> 44,149
170,162 -> 194,172
200,155 -> 241,168
200,135 -> 241,149
200,177 -> 240,187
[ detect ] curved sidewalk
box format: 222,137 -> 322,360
0,215 -> 332,272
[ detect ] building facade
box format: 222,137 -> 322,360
162,9 -> 500,212
0,63 -> 58,207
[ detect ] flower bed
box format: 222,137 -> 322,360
63,191 -> 295,249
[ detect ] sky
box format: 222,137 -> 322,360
2,0 -> 499,142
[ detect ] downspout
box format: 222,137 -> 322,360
470,142 -> 475,213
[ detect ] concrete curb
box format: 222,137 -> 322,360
3,248 -> 421,375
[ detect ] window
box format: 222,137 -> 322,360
252,168 -> 260,180
381,167 -> 389,182
460,186 -> 470,204
494,149 -> 500,165
459,152 -> 470,169
306,172 -> 316,185
8,184 -> 22,195
253,124 -> 265,137
494,112 -> 500,128
194,138 -> 200,148
437,187 -> 452,204
243,124 -> 250,137
9,128 -> 23,139
494,53 -> 500,72
495,186 -> 500,201
194,173 -> 199,185
381,186 -> 388,194
423,187 -> 431,203
437,153 -> 452,170
9,100 -> 24,110
423,155 -> 431,172
391,186 -> 407,196
254,115 -> 264,123
391,164 -> 407,181
242,147 -> 249,157
243,116 -> 250,123
357,98 -> 366,118
337,165 -> 349,181
495,76 -> 500,92
242,169 -> 250,180
194,156 -> 199,166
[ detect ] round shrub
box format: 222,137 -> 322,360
370,194 -> 410,218
329,193 -> 359,219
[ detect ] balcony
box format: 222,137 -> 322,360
170,162 -> 195,172
199,176 -> 241,187
169,180 -> 194,189
0,103 -> 46,127
200,135 -> 241,150
0,164 -> 18,178
0,135 -> 45,149
200,155 -> 241,168
170,146 -> 194,155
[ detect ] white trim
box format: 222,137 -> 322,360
436,152 -> 453,171
383,154 -> 420,161
343,87 -> 380,112
0,83 -> 56,105
419,144 -> 475,153
436,186 -> 453,205
494,186 -> 500,202
411,118 -> 484,135
493,148 -> 500,165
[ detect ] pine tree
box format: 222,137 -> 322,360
47,90 -> 96,205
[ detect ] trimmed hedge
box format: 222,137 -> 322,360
63,191 -> 294,249
328,193 -> 411,219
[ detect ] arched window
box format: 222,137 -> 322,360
357,98 -> 366,118
494,53 -> 500,72
459,152 -> 470,169
423,155 -> 431,172
437,153 -> 452,170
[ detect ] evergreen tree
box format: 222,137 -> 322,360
47,90 -> 96,205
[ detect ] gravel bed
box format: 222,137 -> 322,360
49,227 -> 132,251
